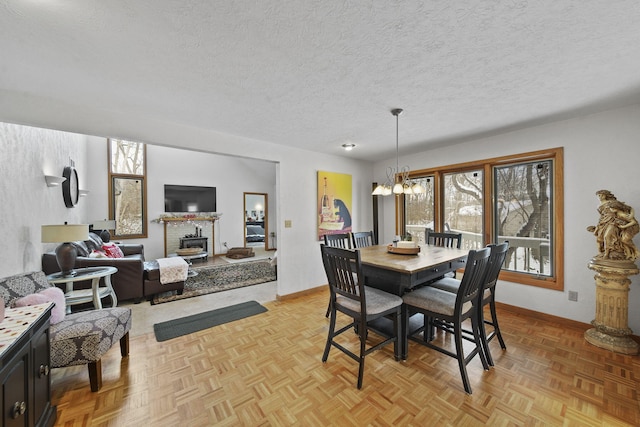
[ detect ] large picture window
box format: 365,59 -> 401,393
108,139 -> 147,238
402,148 -> 563,290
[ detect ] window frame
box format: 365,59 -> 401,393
107,139 -> 148,239
399,147 -> 564,291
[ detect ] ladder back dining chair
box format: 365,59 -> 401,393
351,231 -> 375,248
430,242 -> 510,366
323,232 -> 353,317
401,247 -> 491,394
321,245 -> 403,389
323,232 -> 352,249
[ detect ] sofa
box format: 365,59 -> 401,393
0,271 -> 131,392
42,232 -> 187,302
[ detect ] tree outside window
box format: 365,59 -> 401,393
108,139 -> 147,238
401,148 -> 563,290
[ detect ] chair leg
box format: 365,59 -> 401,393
477,306 -> 494,366
454,323 -> 472,394
88,359 -> 102,392
472,312 -> 490,371
322,308 -> 337,362
325,299 -> 331,318
356,318 -> 367,389
392,309 -> 401,361
489,299 -> 507,350
120,332 -> 130,357
401,305 -> 409,360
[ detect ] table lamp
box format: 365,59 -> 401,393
42,223 -> 89,277
91,219 -> 117,242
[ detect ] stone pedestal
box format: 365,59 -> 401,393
584,259 -> 639,355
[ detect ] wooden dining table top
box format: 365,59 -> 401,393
357,244 -> 469,274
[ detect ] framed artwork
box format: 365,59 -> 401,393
317,171 -> 352,240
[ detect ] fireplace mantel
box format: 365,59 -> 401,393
159,216 -> 220,257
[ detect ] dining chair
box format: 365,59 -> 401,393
425,229 -> 463,278
321,245 -> 403,389
323,232 -> 352,249
425,229 -> 462,248
402,247 -> 491,394
430,242 -> 509,366
351,231 -> 375,248
323,232 -> 353,317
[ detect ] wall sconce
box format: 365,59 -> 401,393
45,175 -> 66,187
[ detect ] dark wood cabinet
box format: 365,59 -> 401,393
0,304 -> 56,427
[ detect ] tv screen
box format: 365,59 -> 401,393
164,185 -> 216,212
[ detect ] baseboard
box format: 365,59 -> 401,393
495,301 -> 640,342
276,284 -> 325,301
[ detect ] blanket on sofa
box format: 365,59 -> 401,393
157,257 -> 189,284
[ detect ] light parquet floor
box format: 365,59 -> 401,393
51,288 -> 640,426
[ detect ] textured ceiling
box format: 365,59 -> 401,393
1,0 -> 640,161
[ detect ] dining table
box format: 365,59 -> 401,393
358,244 -> 469,359
358,244 -> 469,296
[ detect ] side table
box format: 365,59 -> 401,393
46,266 -> 118,313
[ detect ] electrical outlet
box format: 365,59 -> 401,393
568,291 -> 578,302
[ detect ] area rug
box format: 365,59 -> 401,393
151,261 -> 276,305
153,301 -> 268,342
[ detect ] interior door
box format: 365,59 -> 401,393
244,192 -> 269,250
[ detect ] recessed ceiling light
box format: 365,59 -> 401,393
341,143 -> 356,151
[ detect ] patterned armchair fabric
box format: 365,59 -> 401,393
0,270 -> 132,391
50,307 -> 131,367
0,270 -> 51,307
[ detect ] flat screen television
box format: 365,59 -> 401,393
164,185 -> 216,212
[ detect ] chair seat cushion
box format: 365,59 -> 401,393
403,286 -> 472,317
431,277 -> 491,300
50,307 -> 131,368
337,286 -> 402,315
429,277 -> 460,293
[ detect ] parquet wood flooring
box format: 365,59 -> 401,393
50,289 -> 640,426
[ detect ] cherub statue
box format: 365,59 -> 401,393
587,190 -> 640,261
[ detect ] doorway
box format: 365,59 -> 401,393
244,192 -> 270,250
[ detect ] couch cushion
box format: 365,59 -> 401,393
0,271 -> 51,307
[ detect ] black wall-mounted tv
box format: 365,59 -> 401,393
164,185 -> 216,213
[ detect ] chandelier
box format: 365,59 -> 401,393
372,108 -> 425,196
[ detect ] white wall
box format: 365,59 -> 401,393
0,122 -> 88,276
373,104 -> 640,333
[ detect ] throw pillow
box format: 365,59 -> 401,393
102,243 -> 124,258
14,287 -> 66,324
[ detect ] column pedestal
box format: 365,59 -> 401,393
584,259 -> 639,355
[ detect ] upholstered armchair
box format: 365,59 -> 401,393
0,271 -> 131,392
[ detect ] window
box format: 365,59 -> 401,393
443,169 -> 484,250
108,139 -> 147,238
404,176 -> 434,243
402,148 -> 563,290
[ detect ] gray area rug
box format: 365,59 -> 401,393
153,300 -> 268,342
151,260 -> 276,305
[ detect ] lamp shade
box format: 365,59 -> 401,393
92,219 -> 116,230
41,224 -> 89,243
